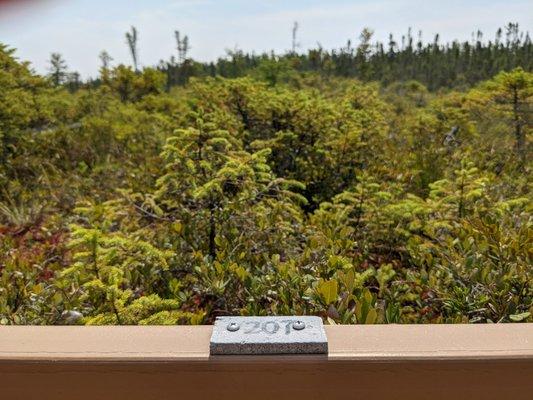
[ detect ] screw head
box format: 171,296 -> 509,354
227,322 -> 240,332
292,320 -> 306,331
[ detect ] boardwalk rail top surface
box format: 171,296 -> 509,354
1,324 -> 532,399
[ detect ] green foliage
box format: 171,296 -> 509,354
0,43 -> 531,326
467,68 -> 532,164
159,24 -> 532,91
106,65 -> 167,102
317,279 -> 338,304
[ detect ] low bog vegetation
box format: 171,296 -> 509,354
0,43 -> 531,325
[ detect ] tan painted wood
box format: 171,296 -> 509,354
1,324 -> 532,399
1,324 -> 531,361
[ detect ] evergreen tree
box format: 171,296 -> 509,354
175,30 -> 190,64
125,26 -> 139,72
98,50 -> 113,84
48,52 -> 68,86
291,21 -> 299,54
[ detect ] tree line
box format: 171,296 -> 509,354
48,23 -> 532,91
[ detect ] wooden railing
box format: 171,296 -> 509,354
1,324 -> 532,399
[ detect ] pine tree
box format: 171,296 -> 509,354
175,30 -> 190,64
467,67 -> 532,167
48,52 -> 68,86
291,21 -> 299,54
125,26 -> 139,72
98,50 -> 113,83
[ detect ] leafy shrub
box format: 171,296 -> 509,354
0,44 -> 531,325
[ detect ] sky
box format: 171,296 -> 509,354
0,0 -> 531,78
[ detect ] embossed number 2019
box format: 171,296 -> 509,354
243,320 -> 294,335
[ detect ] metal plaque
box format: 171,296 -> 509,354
209,316 -> 328,355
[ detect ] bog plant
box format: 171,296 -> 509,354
0,43 -> 531,325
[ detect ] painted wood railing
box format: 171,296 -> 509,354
1,324 -> 532,399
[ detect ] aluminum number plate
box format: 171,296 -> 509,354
209,316 -> 328,355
